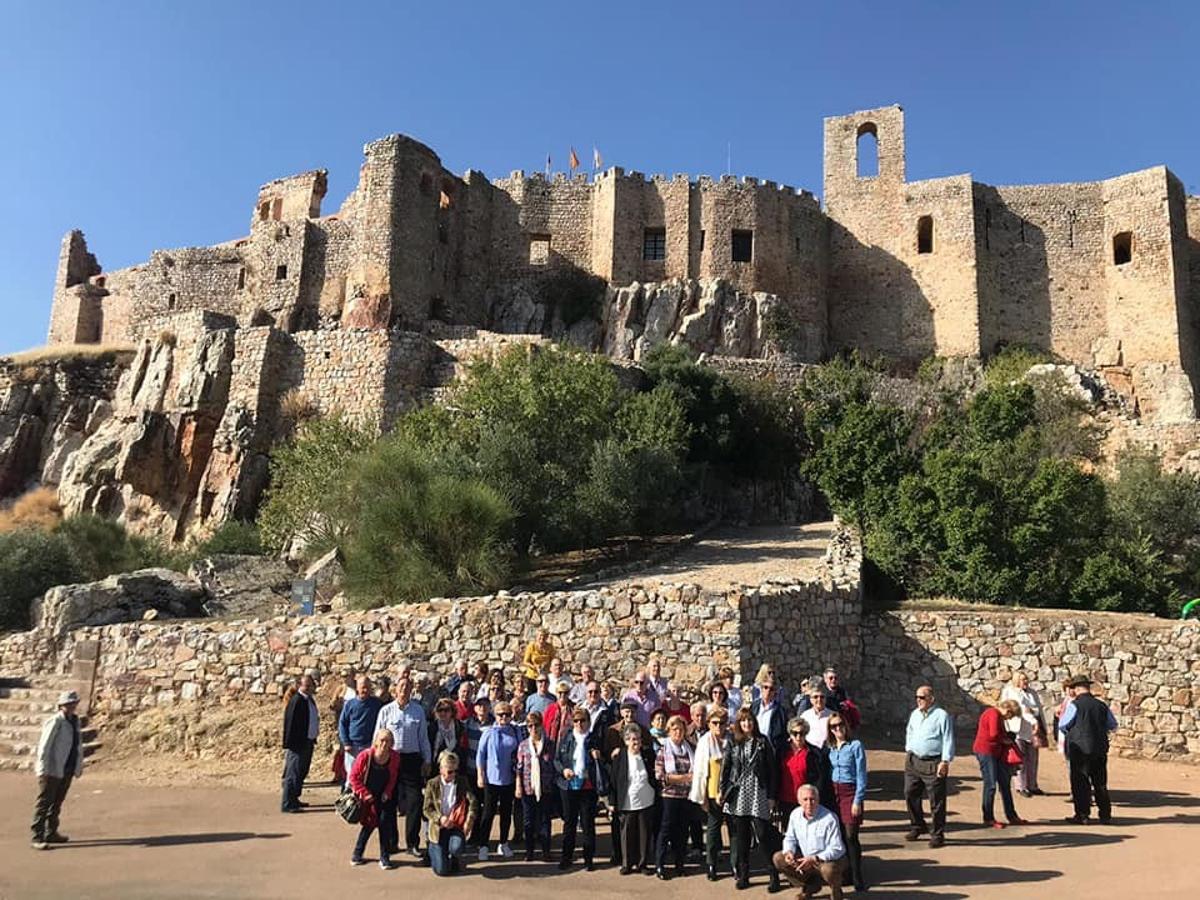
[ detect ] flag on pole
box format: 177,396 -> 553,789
593,147 -> 602,171
569,147 -> 580,172
545,154 -> 552,177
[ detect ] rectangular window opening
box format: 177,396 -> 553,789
275,265 -> 288,281
917,215 -> 934,254
529,234 -> 551,266
699,229 -> 706,252
1113,231 -> 1133,266
236,267 -> 246,290
270,197 -> 283,221
643,227 -> 666,261
731,229 -> 753,263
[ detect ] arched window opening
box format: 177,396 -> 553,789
856,122 -> 878,178
917,216 -> 934,254
1113,231 -> 1133,266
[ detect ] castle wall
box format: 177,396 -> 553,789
825,106 -> 980,364
974,181 -> 1107,360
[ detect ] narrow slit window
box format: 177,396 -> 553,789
731,229 -> 753,263
258,202 -> 270,221
167,293 -> 177,310
1113,231 -> 1133,266
917,216 -> 934,254
699,229 -> 706,252
275,264 -> 288,281
856,122 -> 878,178
271,197 -> 283,221
236,267 -> 246,290
643,228 -> 666,261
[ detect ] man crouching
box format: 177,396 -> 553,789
772,784 -> 848,899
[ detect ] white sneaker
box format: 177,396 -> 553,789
499,842 -> 514,859
478,845 -> 489,861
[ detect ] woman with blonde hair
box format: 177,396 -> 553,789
521,629 -> 556,695
1001,671 -> 1046,796
348,729 -> 401,868
972,699 -> 1026,828
654,714 -> 695,879
422,750 -> 478,876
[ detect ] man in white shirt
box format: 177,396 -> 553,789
772,784 -> 848,900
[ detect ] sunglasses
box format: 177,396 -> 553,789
830,722 -> 846,729
496,712 -> 511,718
916,694 -> 931,700
789,730 -> 805,736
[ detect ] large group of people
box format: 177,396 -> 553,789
263,635 -> 1126,896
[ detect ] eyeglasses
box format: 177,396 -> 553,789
916,694 -> 931,700
496,712 -> 511,718
830,723 -> 846,730
788,730 -> 804,736
586,689 -> 599,694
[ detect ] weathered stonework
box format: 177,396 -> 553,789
858,607 -> 1200,762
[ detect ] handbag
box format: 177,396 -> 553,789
335,790 -> 363,825
1004,745 -> 1025,768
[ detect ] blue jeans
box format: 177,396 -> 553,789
427,829 -> 466,876
976,752 -> 1018,823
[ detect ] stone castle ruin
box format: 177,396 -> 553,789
6,104 -> 1200,542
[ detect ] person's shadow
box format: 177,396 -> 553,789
52,832 -> 289,848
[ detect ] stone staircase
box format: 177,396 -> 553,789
0,678 -> 101,772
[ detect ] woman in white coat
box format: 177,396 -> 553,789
689,707 -> 731,881
1001,672 -> 1046,796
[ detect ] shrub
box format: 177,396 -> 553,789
338,438 -> 513,606
258,416 -> 374,556
191,521 -> 263,558
0,530 -> 81,630
0,487 -> 63,533
982,344 -> 1055,388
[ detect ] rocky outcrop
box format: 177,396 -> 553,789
188,554 -> 294,618
0,356 -> 125,499
57,318 -> 272,544
601,278 -> 798,362
31,569 -> 207,636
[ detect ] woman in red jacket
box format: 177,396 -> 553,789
349,729 -> 402,867
973,700 -> 1026,828
777,716 -> 822,824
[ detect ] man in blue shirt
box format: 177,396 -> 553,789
376,679 -> 432,858
1059,674 -> 1118,824
525,675 -> 555,716
337,675 -> 382,787
903,685 -> 954,847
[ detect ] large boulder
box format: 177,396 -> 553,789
32,569 -> 207,636
188,554 -> 294,618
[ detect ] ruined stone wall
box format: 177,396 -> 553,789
858,607 -> 1200,763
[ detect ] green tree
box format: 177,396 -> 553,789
338,437 -> 514,606
0,530 -> 81,630
258,416 -> 374,556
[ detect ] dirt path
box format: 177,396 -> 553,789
3,741 -> 1196,899
599,521 -> 836,589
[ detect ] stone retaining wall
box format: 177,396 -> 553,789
0,529 -> 862,725
858,607 -> 1200,762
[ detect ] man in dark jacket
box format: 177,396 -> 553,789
751,678 -> 789,757
1060,674 -> 1118,824
282,674 -> 320,812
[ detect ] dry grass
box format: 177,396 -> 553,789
2,342 -> 135,366
278,387 -> 319,430
0,486 -> 63,533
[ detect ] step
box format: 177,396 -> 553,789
0,698 -> 59,714
0,739 -> 101,758
0,689 -> 68,704
0,723 -> 97,742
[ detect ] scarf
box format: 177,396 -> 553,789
436,722 -> 457,754
707,731 -> 725,760
663,738 -> 694,775
527,736 -> 544,801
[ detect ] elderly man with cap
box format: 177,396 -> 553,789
32,690 -> 84,849
1059,674 -> 1118,825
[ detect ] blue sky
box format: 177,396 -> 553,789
2,0 -> 1197,354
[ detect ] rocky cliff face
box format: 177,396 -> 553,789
0,355 -> 125,498
55,328 -> 272,543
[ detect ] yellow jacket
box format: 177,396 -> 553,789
521,640 -> 556,680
